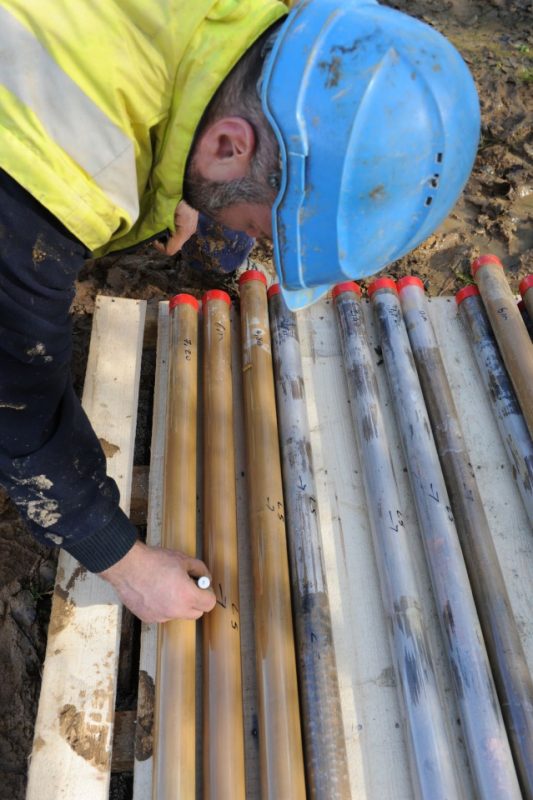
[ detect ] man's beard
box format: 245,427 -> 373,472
183,159 -> 280,223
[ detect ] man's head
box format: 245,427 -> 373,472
183,27 -> 280,239
186,0 -> 480,310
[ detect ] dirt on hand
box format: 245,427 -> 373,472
0,2 -> 531,798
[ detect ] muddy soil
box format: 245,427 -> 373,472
0,2 -> 531,798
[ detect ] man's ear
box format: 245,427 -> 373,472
193,117 -> 256,182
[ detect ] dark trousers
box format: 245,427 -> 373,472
0,170 -> 136,571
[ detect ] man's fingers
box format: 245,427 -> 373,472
101,541 -> 218,622
190,582 -> 217,612
162,550 -> 215,612
174,200 -> 199,232
152,231 -> 189,256
184,556 -> 212,580
164,231 -> 189,255
152,201 -> 199,256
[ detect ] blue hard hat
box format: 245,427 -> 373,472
261,0 -> 480,310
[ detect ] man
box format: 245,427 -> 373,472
0,0 -> 479,622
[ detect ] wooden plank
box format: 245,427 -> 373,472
132,302 -> 169,800
27,296 -> 146,800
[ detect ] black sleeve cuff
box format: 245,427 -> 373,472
64,506 -> 138,573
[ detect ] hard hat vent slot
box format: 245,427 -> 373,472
425,170 -> 441,206
436,152 -> 443,163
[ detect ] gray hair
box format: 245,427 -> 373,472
183,25 -> 282,217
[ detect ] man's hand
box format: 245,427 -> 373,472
99,540 -> 216,623
153,200 -> 199,256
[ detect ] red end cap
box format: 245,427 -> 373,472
519,275 -> 533,297
471,254 -> 503,276
169,293 -> 199,312
397,276 -> 424,292
267,283 -> 281,299
239,270 -> 267,286
367,277 -> 397,298
202,289 -> 231,307
455,285 -> 480,305
332,281 -> 362,298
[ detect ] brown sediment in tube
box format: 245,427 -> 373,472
202,290 -> 245,800
519,275 -> 533,334
456,286 -> 533,520
153,293 -> 199,800
473,256 -> 533,438
239,271 -> 306,800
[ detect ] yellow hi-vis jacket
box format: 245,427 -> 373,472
0,0 -> 287,254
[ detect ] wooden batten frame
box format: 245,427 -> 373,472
132,302 -> 169,800
26,296 -> 146,800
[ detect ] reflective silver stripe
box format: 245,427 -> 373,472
0,6 -> 139,223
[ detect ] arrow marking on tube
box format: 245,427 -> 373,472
217,583 -> 227,609
428,484 -> 440,502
